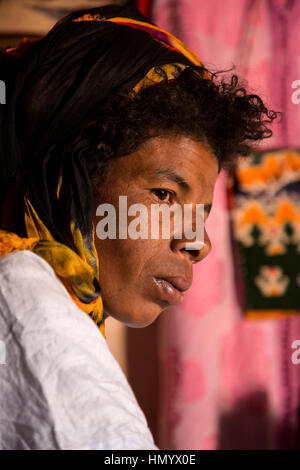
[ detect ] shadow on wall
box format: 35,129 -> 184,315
217,389 -> 300,450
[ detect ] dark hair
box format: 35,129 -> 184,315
79,64 -> 279,185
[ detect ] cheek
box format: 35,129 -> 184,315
96,237 -> 159,288
96,237 -> 166,324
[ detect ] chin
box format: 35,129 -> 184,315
105,302 -> 163,328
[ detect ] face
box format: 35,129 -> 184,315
92,135 -> 219,327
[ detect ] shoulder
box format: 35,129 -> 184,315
0,250 -> 157,450
0,249 -> 107,361
0,249 -> 70,320
0,249 -> 95,335
0,248 -> 56,277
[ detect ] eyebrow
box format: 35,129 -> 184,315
154,168 -> 191,192
154,168 -> 212,215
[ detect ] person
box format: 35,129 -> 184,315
0,3 -> 278,450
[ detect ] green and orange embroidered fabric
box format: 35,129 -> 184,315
228,148 -> 300,319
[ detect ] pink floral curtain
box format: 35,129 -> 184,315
153,0 -> 300,450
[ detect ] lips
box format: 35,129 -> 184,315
162,276 -> 192,292
153,275 -> 192,306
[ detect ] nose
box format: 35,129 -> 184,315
171,227 -> 212,264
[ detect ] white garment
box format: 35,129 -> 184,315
0,250 -> 158,450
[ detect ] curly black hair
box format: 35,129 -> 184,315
82,64 -> 279,185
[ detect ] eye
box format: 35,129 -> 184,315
151,188 -> 175,203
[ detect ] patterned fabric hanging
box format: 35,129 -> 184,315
228,148 -> 300,319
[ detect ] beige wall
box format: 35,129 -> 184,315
0,0 -> 127,35
105,317 -> 129,377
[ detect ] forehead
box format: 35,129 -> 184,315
120,135 -> 219,196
